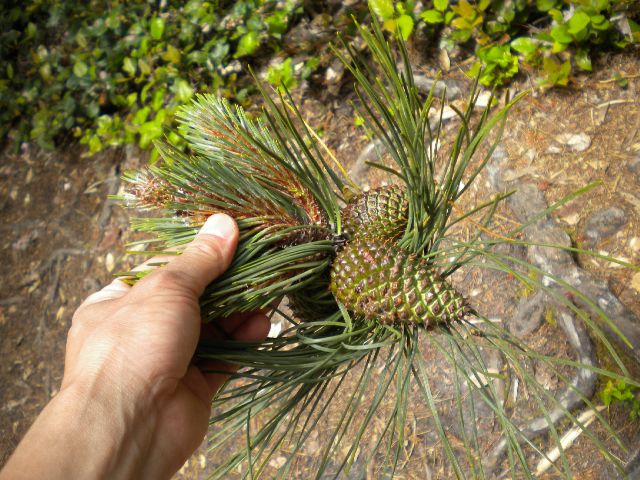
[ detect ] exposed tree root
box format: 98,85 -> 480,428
484,306 -> 597,475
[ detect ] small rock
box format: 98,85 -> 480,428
546,145 -> 562,154
475,90 -> 493,108
509,292 -> 546,338
324,62 -> 343,85
440,105 -> 457,121
525,148 -> 537,162
438,48 -> 450,72
105,253 -> 115,273
412,74 -> 462,100
583,207 -> 627,244
630,237 -> 640,254
268,456 -> 287,469
555,132 -> 591,152
562,213 -> 580,226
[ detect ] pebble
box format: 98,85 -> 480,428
562,213 -> 581,226
440,105 -> 457,121
105,253 -> 115,273
546,145 -> 562,154
554,132 -> 591,152
630,237 -> 640,254
632,272 -> 640,293
583,207 -> 627,244
509,292 -> 546,338
268,456 -> 287,469
475,90 -> 493,108
412,74 -> 462,100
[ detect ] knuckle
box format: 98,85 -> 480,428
141,268 -> 187,291
188,238 -> 224,265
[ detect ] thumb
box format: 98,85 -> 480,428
157,214 -> 239,297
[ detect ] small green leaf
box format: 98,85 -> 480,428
434,0 -> 449,12
396,14 -> 414,40
591,14 -> 610,31
452,0 -> 475,19
88,135 -> 103,153
548,8 -> 563,23
173,78 -> 194,103
150,17 -> 165,41
536,0 -> 557,11
575,49 -> 592,71
123,57 -> 136,76
551,25 -> 572,44
126,93 -> 137,106
235,31 -> 260,58
383,18 -> 397,34
75,31 -> 88,49
163,45 -> 181,64
151,88 -> 166,111
26,22 -> 37,39
568,11 -> 590,36
138,58 -> 151,76
541,57 -> 571,87
133,107 -> 150,126
266,58 -> 295,92
510,37 -> 537,55
369,0 -> 395,20
139,121 -> 163,149
73,61 -> 88,77
421,10 -> 444,24
552,41 -> 569,53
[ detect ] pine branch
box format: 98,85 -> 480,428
115,6 -> 638,478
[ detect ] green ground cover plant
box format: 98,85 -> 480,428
373,0 -> 639,87
0,0 -> 301,155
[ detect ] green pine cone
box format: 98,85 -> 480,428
342,185 -> 407,240
330,187 -> 469,326
330,237 -> 469,325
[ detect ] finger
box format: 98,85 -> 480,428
196,359 -> 237,399
230,313 -> 271,342
200,313 -> 271,395
80,278 -> 131,308
138,214 -> 238,298
200,312 -> 253,341
200,309 -> 271,341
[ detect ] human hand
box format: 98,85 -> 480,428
1,214 -> 270,480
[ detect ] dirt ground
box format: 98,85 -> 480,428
1,50 -> 639,478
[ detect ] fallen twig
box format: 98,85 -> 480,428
535,405 -> 606,476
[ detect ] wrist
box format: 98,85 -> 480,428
2,376 -> 159,480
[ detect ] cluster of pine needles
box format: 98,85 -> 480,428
118,15 -> 639,480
